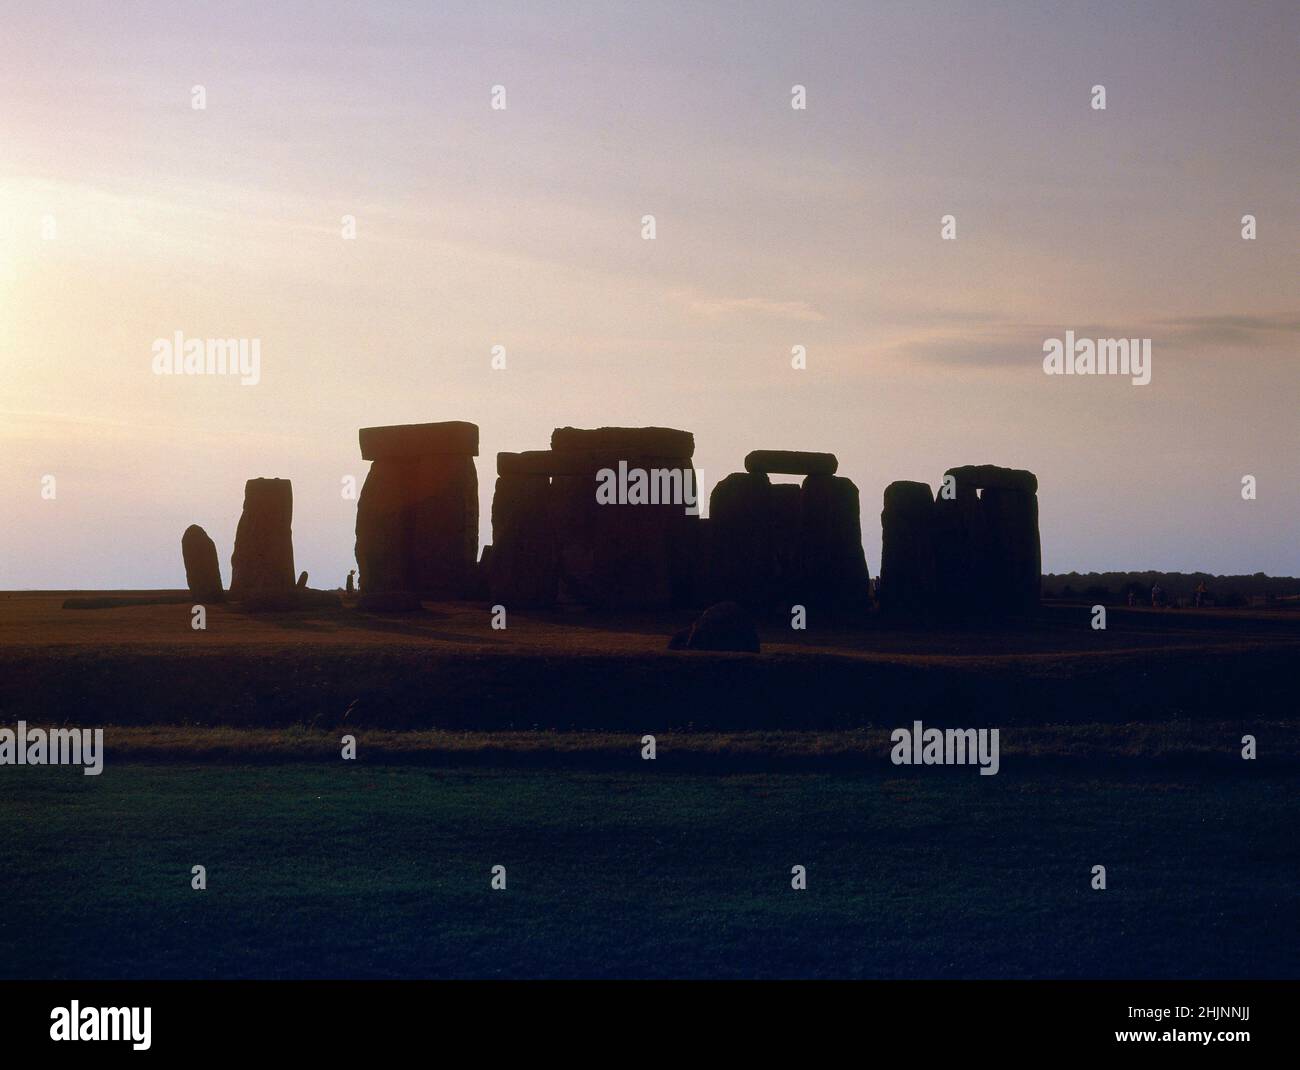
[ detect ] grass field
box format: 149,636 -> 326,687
2,761 -> 1294,979
4,593 -> 1298,730
3,595 -> 1296,977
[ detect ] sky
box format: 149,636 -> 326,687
1,0 -> 1297,588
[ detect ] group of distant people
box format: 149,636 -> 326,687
1127,580 -> 1209,609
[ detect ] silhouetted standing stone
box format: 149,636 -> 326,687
548,461 -> 602,604
707,472 -> 775,608
181,524 -> 224,602
932,477 -> 986,613
979,486 -> 1041,614
229,479 -> 295,597
489,473 -> 557,605
594,482 -> 684,609
354,422 -> 479,598
590,455 -> 691,609
545,428 -> 698,609
297,571 -> 308,589
797,474 -> 870,610
668,601 -> 760,653
879,481 -> 937,615
356,456 -> 478,596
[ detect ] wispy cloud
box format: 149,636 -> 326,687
893,312 -> 1300,369
1155,314 -> 1300,349
687,296 -> 825,322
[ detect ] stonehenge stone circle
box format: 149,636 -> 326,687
182,414 -> 1044,626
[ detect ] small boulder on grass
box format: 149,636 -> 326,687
668,601 -> 760,653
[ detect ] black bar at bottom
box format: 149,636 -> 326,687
0,979 -> 1289,1057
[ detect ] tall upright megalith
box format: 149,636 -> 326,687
796,473 -> 870,611
181,524 -> 224,602
229,479 -> 295,597
879,481 -> 936,615
932,473 -> 987,611
707,471 -> 776,608
489,458 -> 557,606
546,426 -> 698,609
354,421 -> 479,598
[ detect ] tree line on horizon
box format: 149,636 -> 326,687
1041,571 -> 1300,607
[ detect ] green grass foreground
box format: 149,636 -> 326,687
1,763 -> 1294,979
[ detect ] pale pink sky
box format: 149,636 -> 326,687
2,1 -> 1296,587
